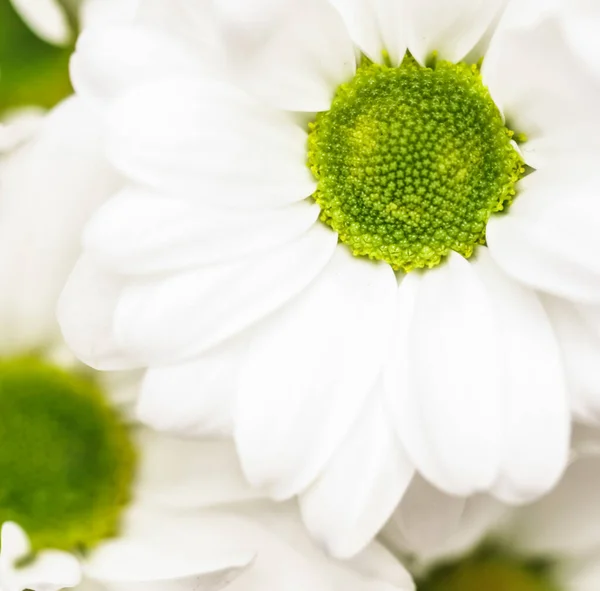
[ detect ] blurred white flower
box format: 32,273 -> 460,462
57,0 -> 600,557
384,451 -> 600,591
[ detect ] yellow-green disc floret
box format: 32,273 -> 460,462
0,357 -> 136,553
418,548 -> 560,591
308,55 -> 525,271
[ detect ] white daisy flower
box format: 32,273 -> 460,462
57,0 -> 600,557
384,450 -> 600,591
0,98 -> 412,591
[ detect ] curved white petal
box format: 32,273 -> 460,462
329,0 -> 407,65
57,255 -> 139,370
506,456 -> 600,557
215,0 -> 356,111
386,252 -> 503,496
235,246 -> 397,499
107,76 -> 316,207
84,510 -> 254,591
71,24 -> 199,106
0,98 -> 122,356
10,0 -> 71,45
404,0 -> 507,64
84,187 -> 321,274
483,17 -> 600,169
384,486 -> 508,564
136,339 -> 246,437
388,475 -> 466,559
113,225 -> 338,365
0,523 -> 81,591
300,390 -> 414,558
134,432 -> 262,509
136,0 -> 220,60
487,165 -> 600,304
472,249 -> 570,504
542,296 -> 600,424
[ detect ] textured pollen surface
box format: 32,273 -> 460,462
419,553 -> 560,591
308,56 -> 525,270
0,358 -> 136,553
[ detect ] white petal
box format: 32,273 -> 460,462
1,522 -> 30,563
79,0 -> 141,29
0,98 -> 122,356
136,0 -> 221,59
300,390 -> 414,558
0,523 -> 81,591
388,475 -> 466,559
472,249 -> 570,504
13,552 -> 81,591
329,0 -> 407,65
215,0 -> 356,111
487,166 -> 600,304
542,296 -> 600,424
113,225 -> 338,364
107,77 -> 316,207
84,187 -> 321,274
386,252 -> 503,496
134,431 -> 262,509
404,0 -> 507,64
235,246 -> 397,499
506,456 -> 600,557
57,255 -> 138,370
10,0 -> 71,45
71,24 -> 199,106
483,18 -> 600,168
137,338 -> 247,437
84,510 -> 254,591
562,2 -> 600,79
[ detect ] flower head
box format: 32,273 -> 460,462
58,0 -> 600,557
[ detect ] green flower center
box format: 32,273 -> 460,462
418,550 -> 560,591
0,357 -> 136,553
308,55 -> 525,271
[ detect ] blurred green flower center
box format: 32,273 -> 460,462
418,552 -> 560,591
0,357 -> 136,553
308,54 -> 525,271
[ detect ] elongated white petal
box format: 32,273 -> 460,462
542,296 -> 600,424
487,165 -> 600,304
113,225 -> 337,364
136,339 -> 246,437
388,475 -> 466,558
235,246 -> 397,499
507,456 -> 600,557
71,24 -> 199,106
387,252 -> 503,496
107,77 -> 316,206
1,523 -> 81,591
472,249 -> 569,504
10,0 -> 71,45
85,187 -> 320,274
329,0 -> 406,65
216,0 -> 356,111
84,510 -> 254,591
300,390 -> 414,558
134,432 -> 262,508
483,17 -> 600,169
57,255 -> 138,370
404,0 -> 507,64
0,98 -> 121,356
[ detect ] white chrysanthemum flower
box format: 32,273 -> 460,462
58,0 -> 600,556
0,99 -> 412,591
384,448 -> 600,591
